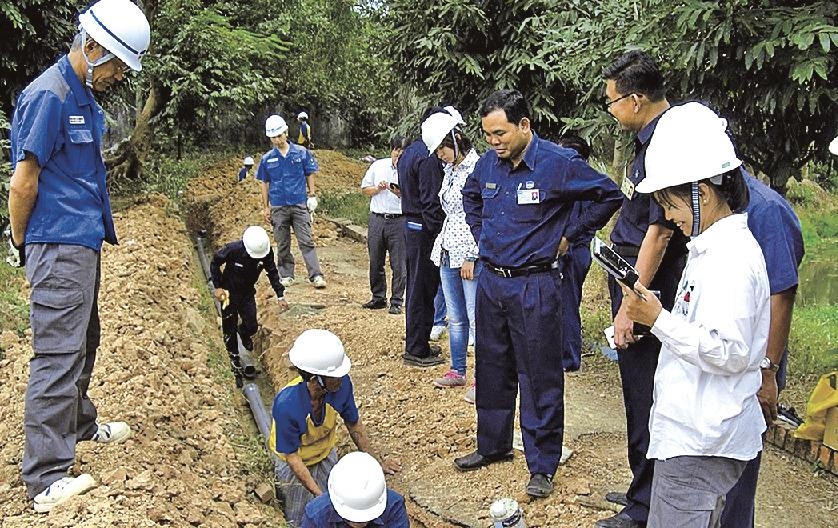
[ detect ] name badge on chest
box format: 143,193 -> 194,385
621,174 -> 636,200
517,189 -> 540,205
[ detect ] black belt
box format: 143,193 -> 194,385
485,260 -> 560,278
372,212 -> 402,220
613,244 -> 640,258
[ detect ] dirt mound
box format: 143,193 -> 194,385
0,196 -> 282,527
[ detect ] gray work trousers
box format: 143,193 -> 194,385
367,212 -> 406,306
22,243 -> 101,498
270,204 -> 323,280
649,455 -> 748,528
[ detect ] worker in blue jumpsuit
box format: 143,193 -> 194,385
455,89 -> 622,498
596,50 -> 689,528
556,134 -> 595,372
720,171 -> 804,527
397,106 -> 448,367
7,0 -> 150,511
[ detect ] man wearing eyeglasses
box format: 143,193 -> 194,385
595,50 -> 689,528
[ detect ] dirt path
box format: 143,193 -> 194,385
0,151 -> 834,527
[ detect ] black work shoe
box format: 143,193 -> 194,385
362,299 -> 387,309
388,304 -> 402,315
526,473 -> 554,498
605,491 -> 628,507
429,344 -> 442,356
453,450 -> 514,471
402,353 -> 445,367
595,512 -> 642,528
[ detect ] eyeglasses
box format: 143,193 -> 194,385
602,93 -> 634,111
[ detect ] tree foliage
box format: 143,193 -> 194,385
384,0 -> 838,190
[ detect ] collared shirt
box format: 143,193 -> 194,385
210,240 -> 284,299
431,149 -> 480,268
269,376 -> 359,466
10,55 -> 115,251
649,214 -> 769,461
360,158 -> 401,214
611,116 -> 688,261
256,143 -> 318,206
300,489 -> 409,528
462,133 -> 622,268
743,172 -> 804,295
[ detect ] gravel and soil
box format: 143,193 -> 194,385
0,150 -> 835,526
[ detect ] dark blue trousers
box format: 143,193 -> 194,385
560,244 -> 591,371
404,225 -> 439,358
475,268 -> 565,476
608,255 -> 682,523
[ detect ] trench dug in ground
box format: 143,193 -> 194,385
0,150 -> 835,527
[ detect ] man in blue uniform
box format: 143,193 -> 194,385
301,452 -> 409,528
7,0 -> 150,512
397,106 -> 449,367
257,114 -> 327,289
596,50 -> 689,528
556,134 -> 595,372
210,225 -> 289,387
455,89 -> 622,498
720,172 -> 804,527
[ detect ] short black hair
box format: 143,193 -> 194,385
480,89 -> 530,124
653,168 -> 750,213
557,133 -> 591,160
602,50 -> 666,102
438,128 -> 473,154
420,105 -> 447,125
390,136 -> 409,150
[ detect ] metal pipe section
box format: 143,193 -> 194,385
195,234 -> 257,378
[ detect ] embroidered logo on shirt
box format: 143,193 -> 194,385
485,182 -> 497,189
69,115 -> 85,125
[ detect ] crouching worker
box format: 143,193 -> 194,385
301,452 -> 409,527
211,225 -> 289,387
270,329 -> 402,526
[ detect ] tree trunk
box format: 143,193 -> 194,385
106,79 -> 164,182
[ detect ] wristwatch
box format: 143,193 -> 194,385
759,357 -> 779,372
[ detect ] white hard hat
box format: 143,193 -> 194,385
297,111 -> 309,120
422,112 -> 459,153
830,136 -> 838,156
289,329 -> 351,377
328,452 -> 387,523
265,115 -> 288,137
78,0 -> 150,72
638,102 -> 742,194
242,226 -> 270,259
243,156 -> 254,166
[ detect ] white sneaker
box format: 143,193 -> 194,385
92,422 -> 133,444
312,275 -> 327,289
280,277 -> 295,287
429,325 -> 447,341
33,474 -> 96,513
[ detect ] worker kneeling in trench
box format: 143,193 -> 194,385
269,329 -> 402,525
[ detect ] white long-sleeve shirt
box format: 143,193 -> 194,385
648,213 -> 770,461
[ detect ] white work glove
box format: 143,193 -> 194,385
306,196 -> 319,212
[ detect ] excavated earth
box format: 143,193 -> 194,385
0,150 -> 835,527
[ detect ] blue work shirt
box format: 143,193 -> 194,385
462,132 -> 622,268
611,117 -> 688,260
300,489 -> 409,528
743,172 -> 804,295
10,55 -> 115,251
256,143 -> 318,206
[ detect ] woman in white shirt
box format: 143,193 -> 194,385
421,109 -> 481,393
620,102 -> 770,528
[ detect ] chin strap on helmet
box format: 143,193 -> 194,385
690,181 -> 701,238
80,29 -> 115,89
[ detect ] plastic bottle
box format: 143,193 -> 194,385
490,498 -> 526,527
